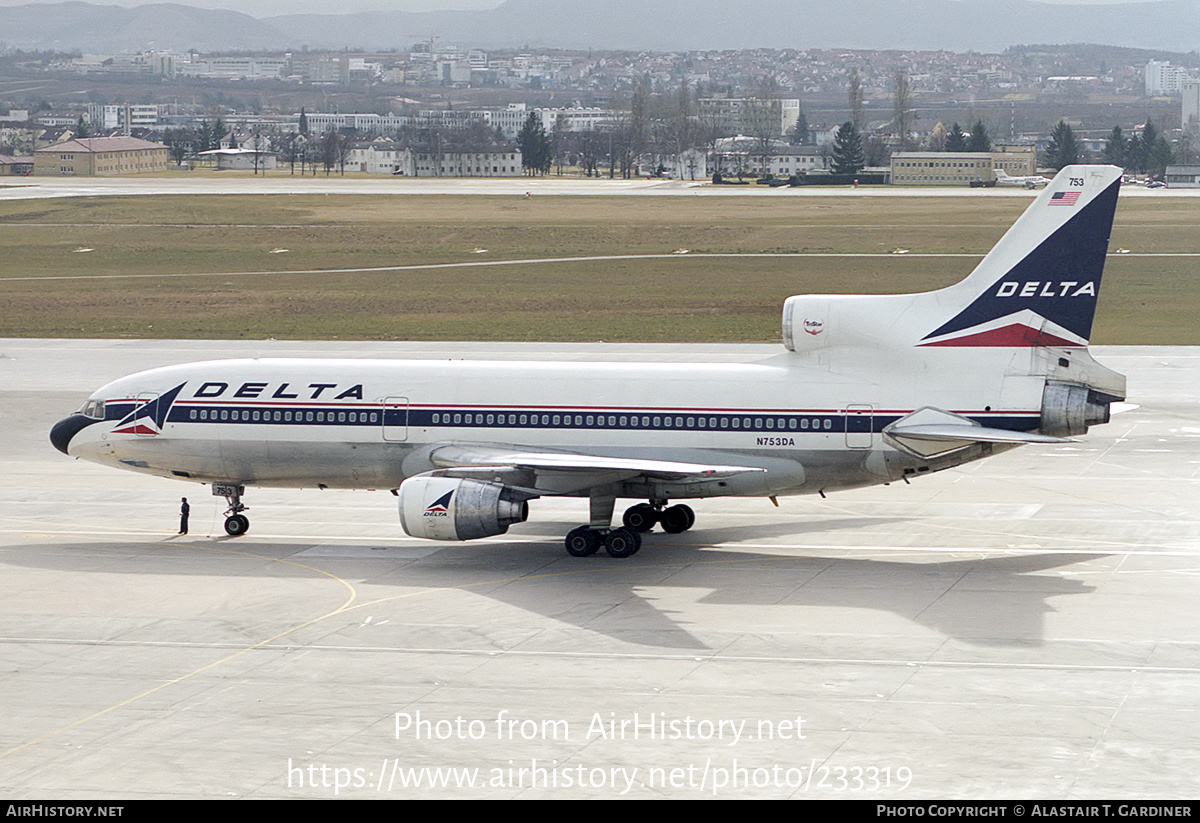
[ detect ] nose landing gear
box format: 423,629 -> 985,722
214,483 -> 249,536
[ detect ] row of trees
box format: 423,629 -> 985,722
143,70 -> 1183,181
1045,119 -> 1175,174
161,118 -> 229,162
161,121 -> 357,175
845,62 -> 1185,176
937,121 -> 992,153
516,79 -> 772,179
1102,121 -> 1175,175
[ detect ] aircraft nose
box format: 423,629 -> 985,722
50,414 -> 97,455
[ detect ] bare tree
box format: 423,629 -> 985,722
848,69 -> 864,131
566,129 -> 604,177
320,130 -> 346,175
610,79 -> 650,178
280,133 -> 300,175
553,111 -> 567,175
666,79 -> 700,178
893,69 -> 912,150
696,98 -> 726,174
743,76 -> 781,173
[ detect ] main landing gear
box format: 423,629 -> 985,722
214,483 -> 249,536
565,525 -> 641,558
622,500 -> 695,534
563,497 -> 695,558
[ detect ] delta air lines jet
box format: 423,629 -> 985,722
51,165 -> 1127,558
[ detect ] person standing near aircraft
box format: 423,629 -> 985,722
179,497 -> 189,535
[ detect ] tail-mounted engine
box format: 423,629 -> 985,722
1040,380 -> 1118,437
398,475 -> 530,541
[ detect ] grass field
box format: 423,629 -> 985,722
0,192 -> 1196,343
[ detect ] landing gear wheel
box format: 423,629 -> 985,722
660,504 -> 695,534
216,484 -> 249,536
604,527 -> 642,558
565,526 -> 601,557
622,503 -> 658,533
680,505 -> 695,530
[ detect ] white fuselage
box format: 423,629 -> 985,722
63,348 -> 1050,500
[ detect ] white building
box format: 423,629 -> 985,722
303,112 -> 412,134
178,56 -> 288,80
698,97 -> 802,138
402,147 -> 522,177
88,104 -> 163,131
1184,82 -> 1200,131
764,145 -> 825,177
195,148 -> 276,171
710,136 -> 825,177
347,139 -> 404,174
537,106 -> 611,135
482,104 -> 610,139
301,105 -> 612,142
1165,165 -> 1200,188
487,104 -> 532,138
1145,60 -> 1197,95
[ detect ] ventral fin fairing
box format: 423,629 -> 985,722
52,165 -> 1126,558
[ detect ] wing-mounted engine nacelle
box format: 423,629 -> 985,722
398,475 -> 531,541
1040,380 -> 1117,437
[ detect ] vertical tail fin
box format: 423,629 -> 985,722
918,165 -> 1122,348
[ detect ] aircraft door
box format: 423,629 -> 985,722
844,404 -> 873,449
134,392 -> 159,436
382,396 -> 409,442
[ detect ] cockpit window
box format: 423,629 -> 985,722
80,399 -> 105,419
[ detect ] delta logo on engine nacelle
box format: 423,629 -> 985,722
424,492 -> 453,518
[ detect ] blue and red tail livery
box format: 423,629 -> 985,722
920,166 -> 1121,348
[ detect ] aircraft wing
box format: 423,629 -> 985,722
428,443 -> 765,495
429,444 -> 765,477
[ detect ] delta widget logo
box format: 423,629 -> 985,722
423,491 -> 453,517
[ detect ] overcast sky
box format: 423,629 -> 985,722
0,0 -> 1170,14
0,0 -> 506,14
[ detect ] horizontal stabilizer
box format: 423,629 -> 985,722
884,407 -> 1069,459
887,424 -> 1068,445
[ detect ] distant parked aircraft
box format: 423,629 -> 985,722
995,169 -> 1052,188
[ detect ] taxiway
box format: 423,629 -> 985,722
1,339 -> 1197,798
